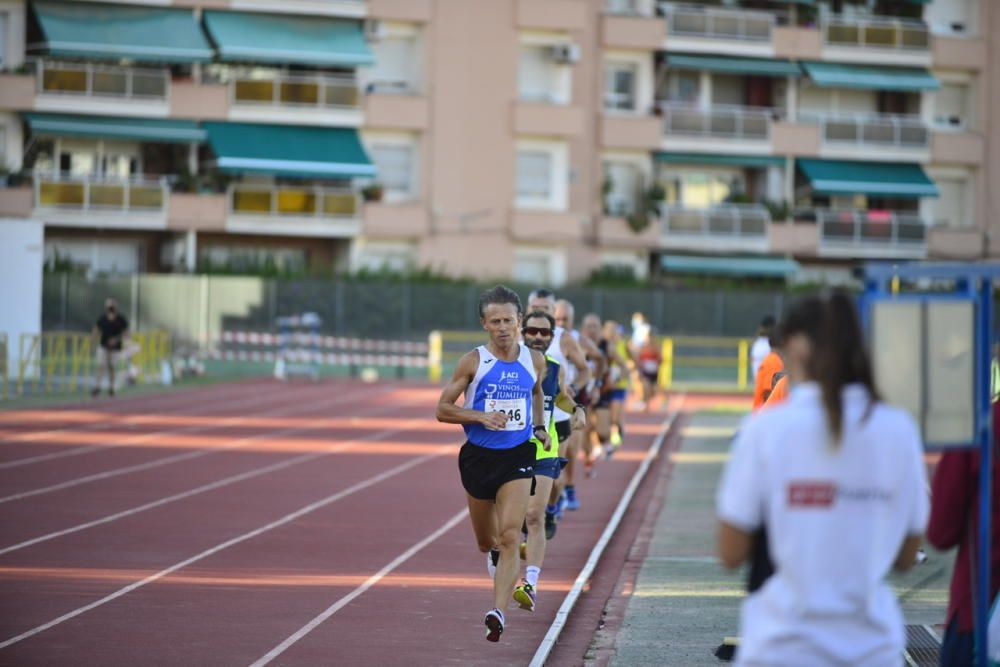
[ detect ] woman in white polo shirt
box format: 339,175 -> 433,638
716,293 -> 929,667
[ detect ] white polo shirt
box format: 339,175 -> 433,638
750,336 -> 771,381
717,382 -> 929,667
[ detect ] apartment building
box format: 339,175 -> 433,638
0,0 -> 995,285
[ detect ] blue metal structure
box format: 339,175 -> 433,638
862,262 -> 1000,666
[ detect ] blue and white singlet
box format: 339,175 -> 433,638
463,344 -> 537,450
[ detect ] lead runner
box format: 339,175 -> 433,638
435,284 -> 551,642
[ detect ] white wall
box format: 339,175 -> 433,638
0,219 -> 43,379
0,110 -> 23,171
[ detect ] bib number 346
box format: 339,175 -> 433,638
486,398 -> 527,431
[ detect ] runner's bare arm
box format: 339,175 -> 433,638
580,335 -> 607,382
560,334 -> 591,395
554,365 -> 586,430
435,350 -> 507,429
531,350 -> 552,451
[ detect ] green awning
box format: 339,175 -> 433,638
24,113 -> 205,143
802,62 -> 939,91
29,1 -> 212,63
203,123 -> 375,179
655,153 -> 785,168
798,159 -> 938,198
203,11 -> 374,67
667,54 -> 801,78
661,255 -> 800,278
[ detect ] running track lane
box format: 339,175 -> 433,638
0,378 -> 668,665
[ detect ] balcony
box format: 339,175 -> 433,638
227,184 -> 361,238
802,112 -> 930,160
32,60 -> 170,116
228,73 -> 363,127
601,113 -> 662,149
661,204 -> 771,252
799,209 -> 928,258
661,3 -> 779,56
602,5 -> 665,50
32,173 -> 169,229
660,103 -> 774,152
822,16 -> 931,65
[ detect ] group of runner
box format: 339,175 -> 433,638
435,284 -> 658,642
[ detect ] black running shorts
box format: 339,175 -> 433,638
458,440 -> 536,501
554,419 -> 572,444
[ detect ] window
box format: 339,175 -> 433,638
368,35 -> 419,93
934,83 -> 968,129
513,254 -> 551,285
931,178 -> 969,228
369,144 -> 415,198
605,63 -> 638,111
666,71 -> 700,104
606,0 -> 640,14
516,151 -> 552,200
659,169 -> 744,208
0,13 -> 7,69
603,162 -> 642,216
519,46 -> 558,103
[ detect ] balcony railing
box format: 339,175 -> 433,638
230,185 -> 359,218
35,60 -> 168,100
823,16 -> 930,51
802,112 -> 929,149
662,204 -> 770,238
659,3 -> 778,42
231,73 -> 360,109
34,173 -> 167,212
798,209 -> 927,247
660,103 -> 775,140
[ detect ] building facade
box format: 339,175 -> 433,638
0,0 -> 996,285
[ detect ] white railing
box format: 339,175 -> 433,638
659,3 -> 778,42
798,209 -> 928,247
231,73 -> 360,109
229,185 -> 360,218
662,204 -> 770,238
605,0 -> 653,16
34,60 -> 168,100
660,103 -> 775,140
34,173 -> 168,212
823,15 -> 930,51
801,112 -> 930,148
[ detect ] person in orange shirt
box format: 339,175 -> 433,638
752,331 -> 784,410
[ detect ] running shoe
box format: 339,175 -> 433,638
487,548 -> 499,579
519,541 -> 527,561
610,428 -> 623,447
485,608 -> 504,642
584,459 -> 596,479
544,511 -> 557,540
565,486 -> 580,511
555,492 -> 567,519
513,581 -> 536,612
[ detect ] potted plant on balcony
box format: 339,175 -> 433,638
361,182 -> 384,203
626,183 -> 666,234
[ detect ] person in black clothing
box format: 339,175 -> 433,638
92,298 -> 129,397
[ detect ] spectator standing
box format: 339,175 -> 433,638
91,298 -> 129,397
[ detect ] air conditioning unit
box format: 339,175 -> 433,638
549,43 -> 581,64
364,19 -> 385,41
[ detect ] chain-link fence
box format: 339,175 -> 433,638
42,273 -> 799,349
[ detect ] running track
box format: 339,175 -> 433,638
0,378 -> 679,666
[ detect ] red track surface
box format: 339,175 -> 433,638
0,379 -> 678,666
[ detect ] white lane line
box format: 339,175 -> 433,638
0,450 -> 447,650
0,418 -> 424,556
250,508 -> 467,667
0,385 -> 397,503
528,395 -> 687,667
0,383 -> 324,470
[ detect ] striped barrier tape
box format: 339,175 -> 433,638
219,331 -> 428,354
210,349 -> 428,368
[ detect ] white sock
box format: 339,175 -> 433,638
525,566 -> 540,587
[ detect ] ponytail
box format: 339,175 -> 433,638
779,292 -> 881,446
